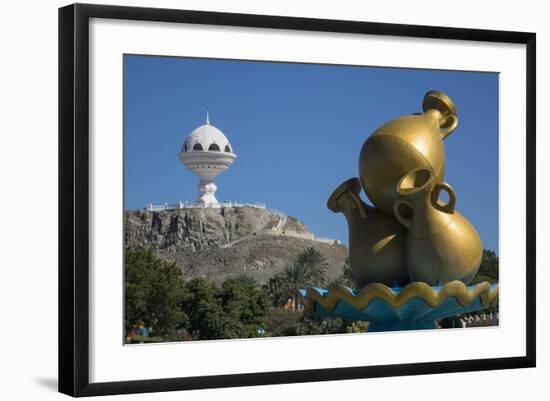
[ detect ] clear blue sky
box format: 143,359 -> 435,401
124,55 -> 499,253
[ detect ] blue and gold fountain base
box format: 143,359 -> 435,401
299,281 -> 499,332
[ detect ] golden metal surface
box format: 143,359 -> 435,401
302,281 -> 499,313
393,167 -> 483,285
359,90 -> 458,215
328,90 -> 489,290
327,178 -> 408,287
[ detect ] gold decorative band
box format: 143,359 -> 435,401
302,281 -> 499,313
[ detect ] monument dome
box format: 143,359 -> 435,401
178,112 -> 237,207
182,113 -> 234,154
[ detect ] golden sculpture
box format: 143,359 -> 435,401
328,90 -> 483,288
327,178 -> 408,287
359,91 -> 458,216
393,168 -> 483,285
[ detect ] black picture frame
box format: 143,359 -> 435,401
58,3 -> 536,397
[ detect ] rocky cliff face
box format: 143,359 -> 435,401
124,207 -> 348,284
125,207 -> 308,252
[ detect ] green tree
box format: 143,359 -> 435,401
181,278 -> 225,340
233,273 -> 258,288
282,247 -> 328,310
220,278 -> 271,338
263,273 -> 291,308
471,249 -> 499,284
181,277 -> 270,340
295,247 -> 328,285
125,248 -> 188,337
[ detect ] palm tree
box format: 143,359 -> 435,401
263,274 -> 290,308
282,247 -> 328,310
295,247 -> 328,285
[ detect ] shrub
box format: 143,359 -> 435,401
124,248 -> 188,337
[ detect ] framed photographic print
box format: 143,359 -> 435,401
58,3 -> 536,397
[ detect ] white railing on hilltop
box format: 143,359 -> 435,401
144,201 -> 267,211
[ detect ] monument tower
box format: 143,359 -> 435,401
178,112 -> 237,207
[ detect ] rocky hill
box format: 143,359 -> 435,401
125,207 -> 348,285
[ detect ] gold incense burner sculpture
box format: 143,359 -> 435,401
394,168 -> 483,285
328,91 -> 483,288
359,91 -> 457,216
327,177 -> 408,287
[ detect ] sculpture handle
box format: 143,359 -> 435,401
431,182 -> 456,214
422,91 -> 458,139
393,199 -> 413,229
439,114 -> 458,139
